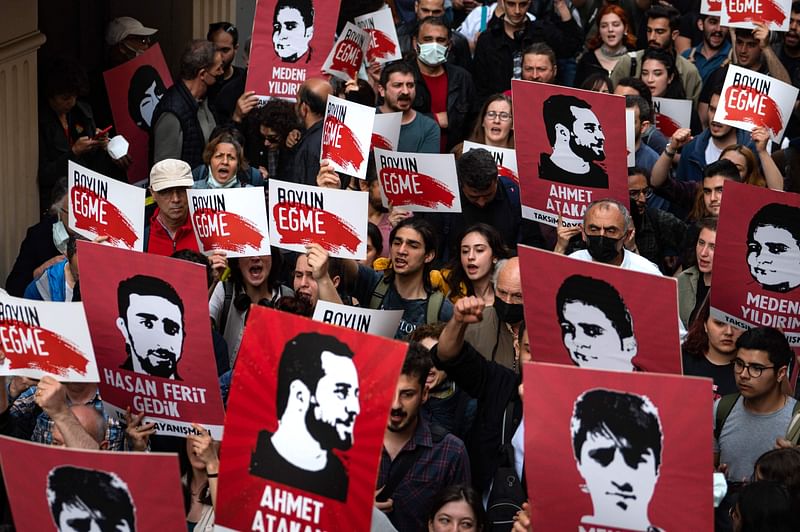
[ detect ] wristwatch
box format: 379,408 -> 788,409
664,142 -> 677,158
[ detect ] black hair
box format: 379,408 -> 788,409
366,222 -> 383,258
793,0 -> 800,13
43,57 -> 89,98
571,389 -> 663,472
416,15 -> 451,39
646,4 -> 681,32
179,39 -> 217,80
736,327 -> 793,370
297,83 -> 327,116
276,332 -> 355,417
556,275 -> 635,346
66,234 -> 79,262
580,72 -> 613,93
380,60 -> 414,87
641,48 -> 685,99
457,148 -> 498,191
408,322 -> 446,343
542,94 -> 594,146
704,159 -> 742,182
427,484 -> 487,531
254,97 -> 302,139
207,21 -> 239,46
522,42 -> 556,66
747,203 -> 800,255
625,95 -> 652,126
47,466 -> 136,530
274,0 -> 314,28
117,275 -> 184,326
171,249 -> 214,288
755,447 -> 800,496
735,481 -> 796,532
388,217 -> 438,291
628,166 -> 651,184
50,176 -> 69,209
127,65 -> 166,131
445,223 -> 511,301
402,341 -> 433,388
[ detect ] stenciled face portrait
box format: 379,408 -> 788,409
568,106 -> 606,163
48,466 -> 136,532
127,65 -> 166,132
560,301 -> 636,370
272,4 -> 314,63
747,224 -> 800,293
307,351 -> 361,450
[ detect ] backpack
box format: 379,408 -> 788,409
368,277 -> 445,326
486,402 -> 526,531
714,393 -> 800,442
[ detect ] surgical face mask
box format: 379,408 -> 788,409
585,234 -> 622,263
52,220 -> 69,255
495,297 -> 524,324
417,42 -> 448,66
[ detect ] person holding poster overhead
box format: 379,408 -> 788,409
287,78 -> 333,185
377,62 -> 440,154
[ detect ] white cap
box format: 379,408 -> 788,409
149,159 -> 194,192
106,17 -> 157,46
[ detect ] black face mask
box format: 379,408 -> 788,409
495,297 -> 524,324
585,234 -> 622,263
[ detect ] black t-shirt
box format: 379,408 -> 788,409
682,350 -> 737,399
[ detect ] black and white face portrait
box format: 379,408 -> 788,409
272,0 -> 314,63
571,390 -> 662,531
746,203 -> 800,293
48,466 -> 136,532
127,65 -> 166,132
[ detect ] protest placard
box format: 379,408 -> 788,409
371,112 -> 402,151
312,300 -> 404,338
78,242 -> 226,438
721,0 -> 791,31
269,179 -> 368,259
463,141 -> 519,184
652,97 -> 692,138
354,6 -> 402,64
188,188 -> 270,257
321,95 -> 375,178
519,245 -> 683,374
626,108 -> 636,167
322,22 -> 369,81
216,307 -> 407,531
702,0 -> 723,14
0,291 -> 98,382
374,148 -> 462,212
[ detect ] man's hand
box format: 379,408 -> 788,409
454,296 -> 485,324
189,423 -> 220,473
753,21 -> 771,49
208,250 -> 228,282
387,206 -> 412,227
554,213 -> 581,254
71,136 -> 103,156
776,437 -> 796,449
512,502 -> 532,531
624,227 -> 638,253
8,376 -> 37,401
34,376 -> 68,417
233,91 -> 261,122
554,0 -> 572,20
435,111 -> 449,129
316,159 -> 341,188
374,488 -> 394,513
668,128 -> 693,151
285,129 -> 302,149
751,126 -> 770,153
124,407 -> 156,452
305,244 -> 330,280
111,154 -> 133,170
34,256 -> 65,279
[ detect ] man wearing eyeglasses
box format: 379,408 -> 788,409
714,327 -> 797,485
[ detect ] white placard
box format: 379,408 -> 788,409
652,97 -> 693,138
721,0 -> 792,31
321,95 -> 375,179
312,300 -> 404,338
374,148 -> 463,213
372,112 -> 402,152
625,108 -> 636,168
322,22 -> 369,81
187,188 -> 270,258
355,6 -> 403,64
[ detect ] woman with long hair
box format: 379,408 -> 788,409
640,48 -> 685,100
452,94 -> 513,158
444,224 -> 511,304
428,484 -> 486,532
575,5 -> 637,87
720,129 -> 785,190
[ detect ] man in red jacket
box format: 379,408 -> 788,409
145,159 -> 199,256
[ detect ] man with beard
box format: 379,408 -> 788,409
376,343 -> 470,530
681,14 -> 731,84
377,62 -> 439,153
250,333 -> 360,501
776,3 -> 800,82
117,275 -> 186,380
539,94 -> 608,188
206,22 -> 246,122
287,77 -> 333,185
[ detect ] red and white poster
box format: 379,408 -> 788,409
652,97 -> 693,139
103,43 -> 173,184
68,161 -> 145,251
702,0 -> 723,14
246,0 -> 342,100
371,112 -> 402,151
354,6 -> 403,64
78,242 -> 226,438
512,80 -> 629,226
710,181 -> 800,346
721,0 -> 791,31
269,179 -> 368,259
0,436 -> 185,531
626,108 -> 636,167
523,363 -> 713,532
463,141 -> 519,184
321,95 -> 375,178
187,188 -> 270,258
714,65 -> 798,142
215,307 -> 407,532
374,148 -> 463,213
322,22 -> 369,81
518,245 -> 683,374
0,292 -> 98,382
312,300 -> 404,338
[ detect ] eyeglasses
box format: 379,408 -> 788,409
264,134 -> 281,144
486,111 -> 512,121
733,358 -> 775,378
628,187 -> 654,199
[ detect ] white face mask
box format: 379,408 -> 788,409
417,42 -> 448,66
52,220 -> 69,255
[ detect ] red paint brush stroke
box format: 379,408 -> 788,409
723,84 -> 784,136
328,39 -> 364,79
498,165 -> 519,184
379,167 -> 456,208
656,113 -> 681,138
371,132 -> 393,150
192,208 -> 264,254
726,0 -> 786,25
71,186 -> 138,248
707,0 -> 722,11
0,320 -> 89,377
272,202 -> 361,254
366,29 -> 397,63
323,115 -> 366,174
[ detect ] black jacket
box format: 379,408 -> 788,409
396,20 -> 473,71
151,81 -> 207,169
5,214 -> 60,297
285,119 -> 324,186
471,13 -> 583,101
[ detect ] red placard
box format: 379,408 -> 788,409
519,245 -> 683,374
513,80 -> 629,226
246,0 -> 342,100
0,436 -> 185,531
710,181 -> 800,346
77,242 -> 226,438
215,307 -> 407,532
523,363 -> 713,532
103,44 -> 173,185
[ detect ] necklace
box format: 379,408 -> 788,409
599,45 -> 626,58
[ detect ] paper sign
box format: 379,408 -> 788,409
714,65 -> 799,142
721,0 -> 791,31
246,0 -> 343,100
269,179 -> 368,259
103,44 -> 173,184
519,245 -> 683,374
322,22 -> 369,81
312,300 -> 404,338
321,95 -> 375,178
0,292 -> 98,382
187,188 -> 270,257
67,161 -> 145,251
371,112 -> 402,151
523,363 -> 713,531
626,108 -> 636,167
512,80 -> 629,226
215,307 -> 407,531
354,6 -> 403,64
78,242 -> 226,438
0,437 -> 186,531
463,141 -> 519,184
653,97 -> 693,138
374,148 -> 463,213
702,0 -> 723,14
710,181 -> 800,346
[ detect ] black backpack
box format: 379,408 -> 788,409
486,402 -> 526,531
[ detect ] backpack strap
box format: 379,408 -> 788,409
714,393 -> 741,442
628,51 -> 639,78
426,290 -> 445,325
429,422 -> 449,443
217,281 -> 234,335
369,277 -> 391,310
